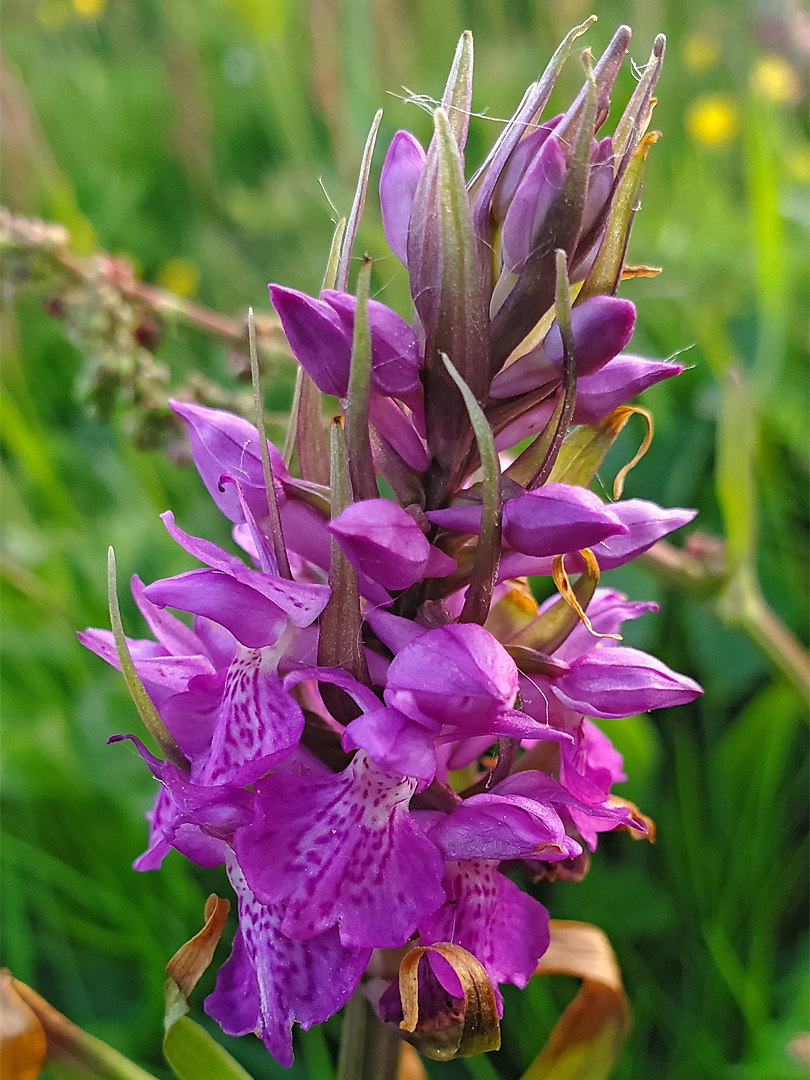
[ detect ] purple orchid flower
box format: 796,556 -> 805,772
83,23 -> 702,1070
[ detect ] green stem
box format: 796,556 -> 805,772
336,990 -> 402,1080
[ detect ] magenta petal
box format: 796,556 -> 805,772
502,483 -> 628,557
544,297 -> 636,376
162,670 -> 226,764
328,498 -> 431,590
554,588 -> 658,662
131,573 -> 204,656
426,792 -> 572,861
132,786 -> 175,870
343,706 -> 437,785
269,285 -> 352,397
574,355 -> 685,424
588,500 -> 698,569
205,857 -> 370,1068
380,130 -> 426,264
384,624 -> 519,729
170,400 -> 285,525
368,394 -> 430,471
553,646 -> 703,719
489,297 -> 636,398
161,511 -> 249,576
426,502 -> 484,534
500,134 -> 567,271
143,569 -> 290,648
235,753 -> 445,948
418,859 -> 550,992
196,647 -> 305,787
283,666 -> 382,715
321,290 -> 421,397
77,627 -> 215,690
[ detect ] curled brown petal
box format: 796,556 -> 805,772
166,893 -> 231,1002
398,942 -> 501,1060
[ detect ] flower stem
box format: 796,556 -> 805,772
337,988 -> 402,1080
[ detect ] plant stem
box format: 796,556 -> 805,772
336,989 -> 402,1080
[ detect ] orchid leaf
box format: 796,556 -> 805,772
579,132 -> 661,302
520,921 -> 630,1080
344,256 -> 377,501
442,353 -> 501,625
318,419 -> 370,694
440,30 -> 474,150
248,307 -> 290,577
398,942 -> 501,1060
107,547 -> 187,770
337,110 -> 382,292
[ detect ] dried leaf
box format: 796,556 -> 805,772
163,897 -> 254,1080
608,795 -> 656,842
398,942 -> 501,1060
548,404 -> 652,495
0,971 -> 46,1080
165,894 -> 230,1017
551,550 -> 620,643
5,974 -> 157,1080
397,1041 -> 428,1080
521,921 -> 630,1080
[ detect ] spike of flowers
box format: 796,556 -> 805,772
80,22 -> 702,1071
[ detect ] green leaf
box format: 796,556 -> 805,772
344,256 -> 377,501
442,353 -> 502,625
107,547 -> 187,770
163,1016 -> 254,1080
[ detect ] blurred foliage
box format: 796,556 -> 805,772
1,1 -> 808,1078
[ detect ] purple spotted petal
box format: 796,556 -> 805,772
133,786 -> 175,871
77,627 -> 215,690
161,670 -> 226,764
196,646 -> 305,787
384,624 -> 518,729
380,130 -> 426,264
235,753 -> 445,948
205,856 -> 370,1068
552,646 -> 703,719
170,400 -> 285,525
502,483 -> 629,557
418,859 -> 550,993
328,498 -> 432,590
573,355 -> 685,424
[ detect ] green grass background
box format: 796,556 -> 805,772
1,1 -> 808,1077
